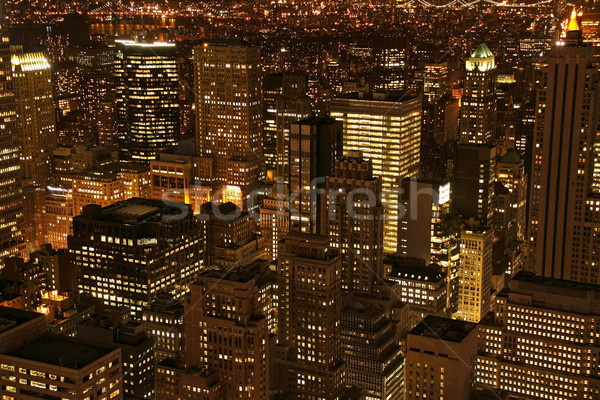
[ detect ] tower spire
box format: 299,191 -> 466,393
567,7 -> 580,32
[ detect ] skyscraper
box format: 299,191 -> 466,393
423,62 -> 449,103
326,153 -> 384,294
275,233 -> 346,400
453,144 -> 497,226
289,117 -> 342,235
0,3 -> 25,261
459,44 -> 497,144
455,226 -> 493,323
331,93 -> 421,253
476,271 -> 600,400
194,39 -> 263,206
115,39 -> 179,163
69,198 -> 203,315
262,73 -> 311,181
399,178 -> 460,312
184,262 -> 270,399
528,12 -> 600,283
11,52 -> 56,187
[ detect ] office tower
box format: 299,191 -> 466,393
141,292 -> 183,363
0,4 -> 25,262
259,184 -> 289,261
399,178 -> 460,310
115,39 -> 179,163
423,62 -> 449,103
459,44 -> 497,144
263,73 -> 311,180
495,149 -> 528,243
341,305 -> 404,400
69,198 -> 203,315
385,257 -> 449,318
289,117 -> 342,234
194,39 -> 263,205
155,362 -> 225,400
184,262 -> 270,399
476,272 -> 600,400
453,144 -> 497,225
11,52 -> 56,187
373,36 -> 409,93
201,202 -> 264,268
0,307 -> 46,353
72,169 -> 125,216
22,185 -> 45,254
78,319 -> 154,399
81,73 -> 115,144
331,93 -> 421,253
275,233 -> 346,400
528,13 -> 600,283
455,226 -> 493,323
33,243 -> 74,294
43,185 -> 73,249
429,94 -> 460,146
0,334 -> 123,400
326,153 -> 384,294
405,316 -> 477,400
120,163 -> 151,200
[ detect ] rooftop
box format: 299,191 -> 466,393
410,315 -> 476,343
0,307 -> 44,334
471,43 -> 494,58
387,262 -> 446,284
5,334 -> 117,369
77,198 -> 186,225
335,91 -> 418,103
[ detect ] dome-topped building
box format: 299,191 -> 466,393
460,43 -> 497,144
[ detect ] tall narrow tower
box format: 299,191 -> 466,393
0,1 -> 25,261
194,39 -> 263,205
528,10 -> 600,283
459,44 -> 497,144
115,39 -> 179,163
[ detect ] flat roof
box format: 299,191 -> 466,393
410,315 -> 476,343
5,334 -> 117,369
388,263 -> 446,284
115,39 -> 174,47
0,307 -> 44,334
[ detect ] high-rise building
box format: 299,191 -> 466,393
455,226 -> 493,323
259,184 -> 289,262
385,258 -> 449,318
11,52 -> 56,187
72,169 -> 125,216
115,39 -> 179,163
495,149 -> 528,243
453,144 -> 497,226
0,334 -> 123,400
78,318 -> 154,399
475,271 -> 600,400
341,305 -> 404,400
373,36 -> 409,93
331,93 -> 421,253
423,62 -> 449,103
184,262 -> 270,399
0,3 -> 25,261
155,361 -> 225,400
201,202 -> 264,269
459,44 -> 497,144
406,316 -> 478,400
141,292 -> 183,363
275,233 -> 346,400
326,153 -> 384,294
528,12 -> 600,283
69,198 -> 203,315
193,39 -> 263,205
399,178 -> 460,311
289,117 -> 342,235
263,73 -> 311,180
